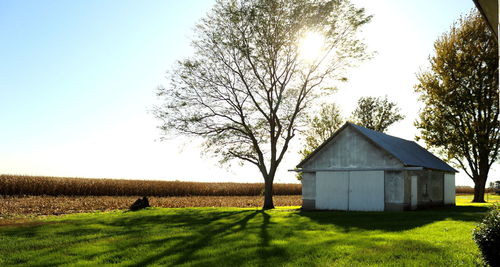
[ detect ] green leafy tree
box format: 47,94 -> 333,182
154,0 -> 371,209
300,103 -> 344,159
415,11 -> 499,202
351,96 -> 404,132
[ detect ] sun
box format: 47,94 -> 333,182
298,31 -> 325,62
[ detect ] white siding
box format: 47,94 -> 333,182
302,126 -> 403,170
348,171 -> 384,211
444,173 -> 455,205
315,171 -> 348,210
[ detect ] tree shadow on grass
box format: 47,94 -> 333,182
116,209 -> 285,267
296,205 -> 488,232
130,210 -> 262,267
1,209 -> 258,266
308,236 -> 462,265
1,206 -> 482,266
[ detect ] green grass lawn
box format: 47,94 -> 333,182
1,196 -> 497,266
456,193 -> 500,206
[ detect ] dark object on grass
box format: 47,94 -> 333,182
130,196 -> 150,211
473,204 -> 500,267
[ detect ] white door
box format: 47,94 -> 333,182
316,171 -> 348,210
348,171 -> 384,211
411,176 -> 418,210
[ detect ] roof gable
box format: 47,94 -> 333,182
297,123 -> 457,173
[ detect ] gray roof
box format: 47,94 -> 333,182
297,122 -> 457,172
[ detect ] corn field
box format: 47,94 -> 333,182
0,175 -> 301,197
455,186 -> 494,194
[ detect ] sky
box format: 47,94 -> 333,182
0,0 -> 496,186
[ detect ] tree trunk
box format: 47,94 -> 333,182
472,176 -> 487,203
472,153 -> 491,203
263,179 -> 275,210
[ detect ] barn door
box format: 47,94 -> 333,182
348,171 -> 384,211
315,171 -> 348,210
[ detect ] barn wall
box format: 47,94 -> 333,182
302,126 -> 403,170
403,171 -> 411,204
429,171 -> 444,203
407,169 -> 444,208
301,172 -> 316,210
304,169 -> 448,211
384,171 -> 409,211
444,173 -> 456,205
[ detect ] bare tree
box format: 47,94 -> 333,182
155,0 -> 371,209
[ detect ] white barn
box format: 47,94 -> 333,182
296,123 -> 457,211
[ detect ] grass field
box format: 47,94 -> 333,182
0,195 -> 498,266
456,193 -> 500,205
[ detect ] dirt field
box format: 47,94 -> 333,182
0,195 -> 301,216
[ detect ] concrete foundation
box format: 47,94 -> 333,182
302,199 -> 315,210
384,203 -> 409,211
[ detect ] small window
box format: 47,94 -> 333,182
423,184 -> 428,196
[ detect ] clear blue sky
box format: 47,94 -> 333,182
1,0 -> 494,186
0,0 -> 212,151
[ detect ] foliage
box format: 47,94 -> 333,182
0,206 -> 488,266
473,204 -> 500,266
154,0 -> 371,208
300,103 -> 344,159
351,96 -> 404,132
0,175 -> 300,197
414,10 -> 499,202
490,181 -> 500,190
